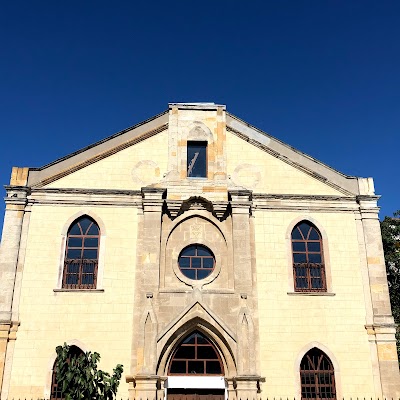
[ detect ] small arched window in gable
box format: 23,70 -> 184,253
292,221 -> 326,292
168,331 -> 223,375
50,345 -> 84,399
63,216 -> 100,289
300,348 -> 336,399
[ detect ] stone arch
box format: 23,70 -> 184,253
187,122 -> 214,143
44,339 -> 89,399
57,211 -> 106,289
294,341 -> 342,399
285,215 -> 333,293
156,316 -> 237,377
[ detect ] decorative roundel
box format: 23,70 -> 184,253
178,244 -> 215,280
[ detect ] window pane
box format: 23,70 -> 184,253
187,142 -> 207,178
67,249 -> 81,259
79,218 -> 92,233
292,242 -> 306,252
83,249 -> 97,259
69,223 -> 81,235
196,334 -> 209,344
203,258 -> 214,269
181,269 -> 196,280
197,269 -> 211,280
198,346 -> 218,359
170,361 -> 186,374
206,361 -> 222,374
197,247 -> 212,256
68,237 -> 82,247
298,223 -> 311,238
291,228 -> 303,240
84,238 -> 98,248
181,246 -> 196,256
183,334 -> 196,344
309,229 -> 320,240
179,257 -> 190,268
175,346 -> 195,359
191,257 -> 201,268
296,278 -> 308,289
293,253 -> 307,263
82,274 -> 94,285
308,253 -> 322,263
87,224 -> 99,235
188,361 -> 204,374
307,242 -> 321,252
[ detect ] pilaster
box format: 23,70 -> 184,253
358,195 -> 400,397
0,168 -> 29,393
130,188 -> 165,382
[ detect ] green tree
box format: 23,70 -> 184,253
381,210 -> 400,358
55,343 -> 123,400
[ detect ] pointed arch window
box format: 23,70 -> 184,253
169,331 -> 224,375
50,345 -> 84,399
62,216 -> 100,289
292,221 -> 326,292
300,348 -> 336,399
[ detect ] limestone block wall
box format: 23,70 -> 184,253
254,210 -> 375,397
45,129 -> 169,190
226,132 -> 346,196
6,204 -> 139,399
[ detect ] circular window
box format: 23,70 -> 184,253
178,244 -> 215,280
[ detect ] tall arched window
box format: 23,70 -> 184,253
168,331 -> 224,375
292,221 -> 326,292
50,345 -> 84,399
300,348 -> 336,399
63,216 -> 100,289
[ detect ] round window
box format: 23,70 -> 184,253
178,244 -> 215,280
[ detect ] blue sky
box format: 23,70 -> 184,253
1,1 -> 399,238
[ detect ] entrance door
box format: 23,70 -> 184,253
167,389 -> 225,400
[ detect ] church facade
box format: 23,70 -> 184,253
0,103 -> 399,399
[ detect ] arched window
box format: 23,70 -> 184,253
63,216 -> 100,289
169,331 -> 223,375
50,345 -> 84,399
292,221 -> 326,292
300,348 -> 336,399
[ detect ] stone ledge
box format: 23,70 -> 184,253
287,292 -> 335,296
53,289 -> 104,293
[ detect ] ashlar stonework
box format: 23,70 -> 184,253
0,103 -> 398,399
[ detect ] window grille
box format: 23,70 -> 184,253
50,346 -> 84,399
300,348 -> 336,400
292,221 -> 326,292
62,216 -> 99,289
169,331 -> 223,375
178,244 -> 215,280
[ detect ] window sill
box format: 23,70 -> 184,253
287,291 -> 335,296
53,289 -> 104,293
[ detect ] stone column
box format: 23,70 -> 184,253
358,195 -> 400,397
129,187 -> 165,400
0,167 -> 28,392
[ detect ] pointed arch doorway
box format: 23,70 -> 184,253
165,331 -> 226,400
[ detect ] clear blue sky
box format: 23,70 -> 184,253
1,1 -> 399,239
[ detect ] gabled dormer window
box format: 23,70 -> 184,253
187,141 -> 207,178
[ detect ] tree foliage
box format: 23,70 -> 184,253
381,210 -> 400,357
55,343 -> 123,400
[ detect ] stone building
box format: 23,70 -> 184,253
0,102 -> 399,399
